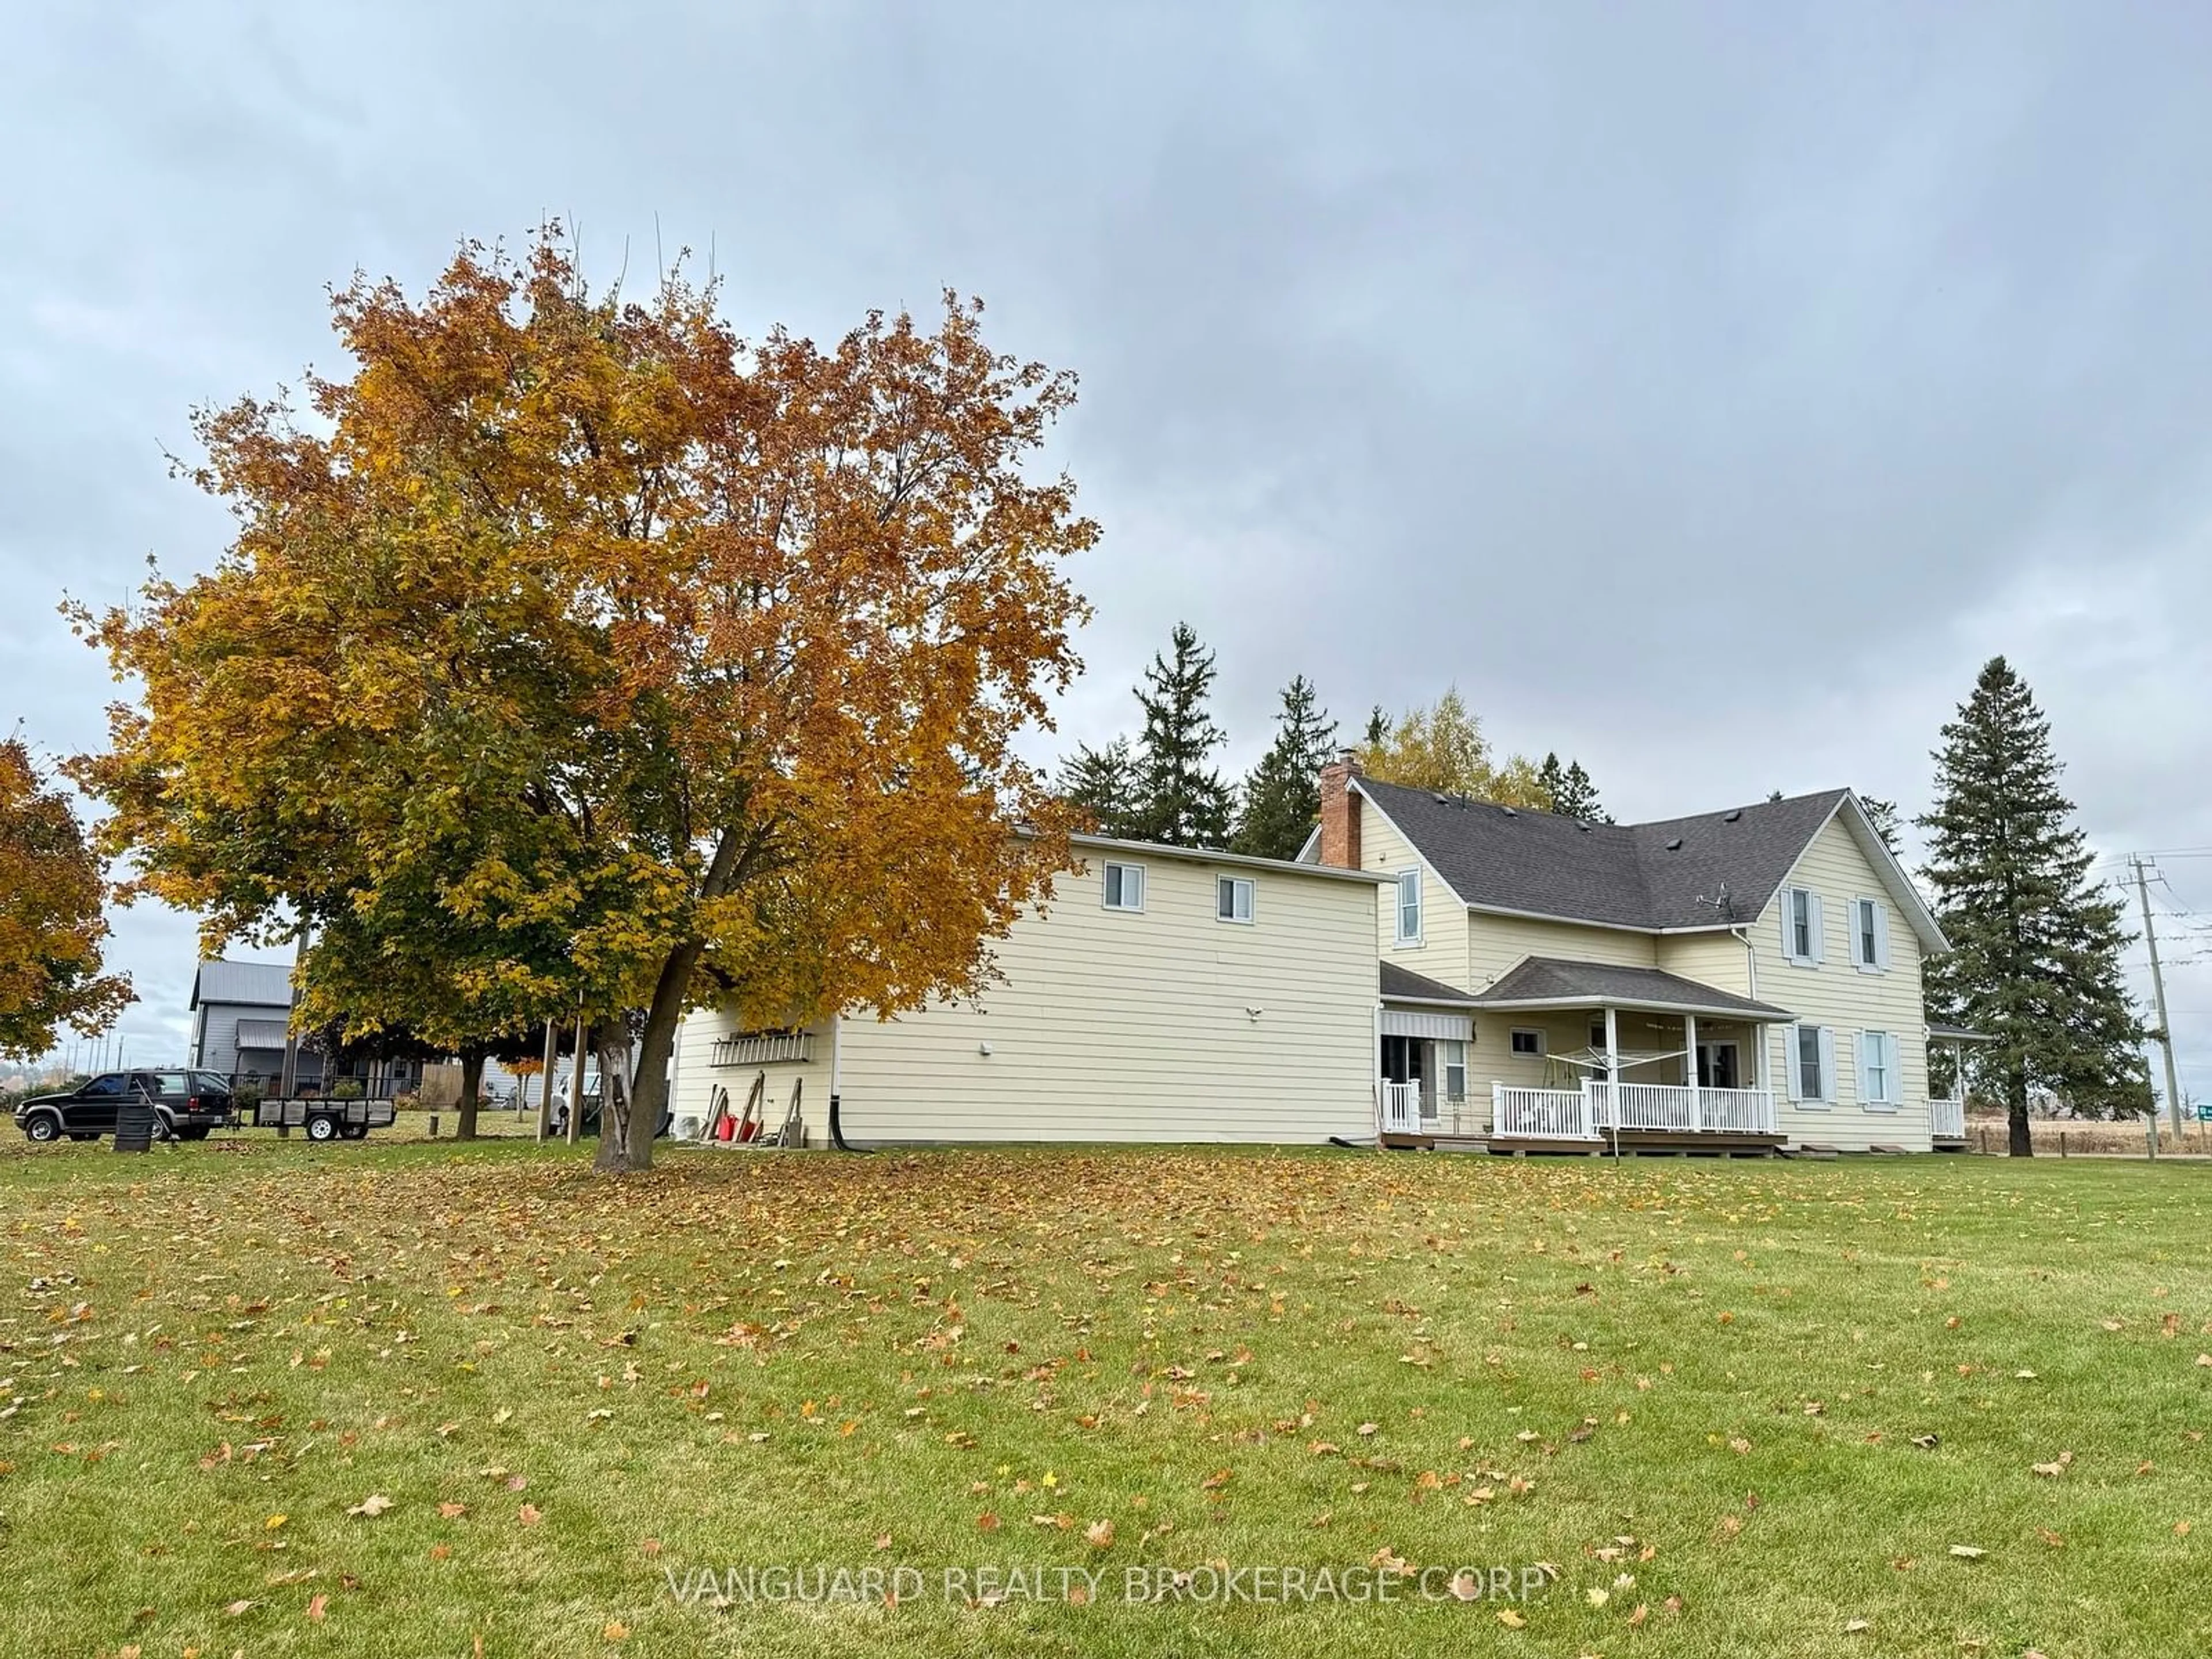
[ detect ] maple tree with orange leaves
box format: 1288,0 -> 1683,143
69,229 -> 1096,1169
0,736 -> 131,1058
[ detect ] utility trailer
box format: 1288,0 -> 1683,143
248,1094 -> 397,1142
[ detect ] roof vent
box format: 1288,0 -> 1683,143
1666,836 -> 1683,851
1577,823 -> 1592,834
1723,809 -> 1742,823
1501,806 -> 1517,817
1433,793 -> 1449,804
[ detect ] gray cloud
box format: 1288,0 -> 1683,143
5,1 -> 2209,1100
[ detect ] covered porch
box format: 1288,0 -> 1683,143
1467,957 -> 1793,1152
1927,1023 -> 1993,1148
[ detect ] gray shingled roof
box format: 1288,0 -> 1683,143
190,959 -> 297,1010
1380,961 -> 1479,1005
1467,957 -> 1794,1020
1357,779 -> 1852,931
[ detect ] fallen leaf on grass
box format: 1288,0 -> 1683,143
1846,1618 -> 1870,1633
517,1503 -> 543,1527
346,1494 -> 392,1518
1495,1607 -> 1525,1627
1948,1545 -> 1984,1560
1085,1519 -> 1115,1549
439,1501 -> 468,1518
306,1593 -> 328,1622
224,1599 -> 256,1617
604,1621 -> 630,1642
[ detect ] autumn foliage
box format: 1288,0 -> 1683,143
0,737 -> 130,1058
70,230 -> 1096,1168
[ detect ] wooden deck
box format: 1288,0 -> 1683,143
1383,1127 -> 1786,1157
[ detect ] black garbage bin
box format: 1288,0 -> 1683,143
115,1096 -> 157,1153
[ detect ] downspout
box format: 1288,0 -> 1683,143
827,1014 -> 863,1152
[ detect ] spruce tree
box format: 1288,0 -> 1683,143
1130,623 -> 1234,847
1860,797 -> 1904,855
1057,737 -> 1141,838
1232,676 -> 1339,860
1919,657 -> 2150,1154
1538,752 -> 1611,822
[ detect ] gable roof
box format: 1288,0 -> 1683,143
1353,779 -> 1944,949
188,959 -> 297,1012
1467,957 -> 1794,1021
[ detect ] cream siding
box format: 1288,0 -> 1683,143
1356,805 -> 1469,980
669,1014 -> 833,1139
1654,930 -> 1759,999
1752,816 -> 1934,1150
1464,912 -> 1656,990
675,852 -> 1384,1145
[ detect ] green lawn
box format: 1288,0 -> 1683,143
2,1137 -> 2206,1657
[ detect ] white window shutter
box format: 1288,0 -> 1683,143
1885,1032 -> 1902,1103
1851,1032 -> 1867,1101
1780,894 -> 1796,960
1873,903 -> 1891,970
1817,1027 -> 1836,1103
1783,1025 -> 1801,1099
1808,893 -> 1825,964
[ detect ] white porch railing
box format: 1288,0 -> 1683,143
1588,1080 -> 1776,1135
1931,1098 -> 1965,1139
1491,1080 -> 1777,1140
1380,1081 -> 1422,1136
1491,1083 -> 1597,1140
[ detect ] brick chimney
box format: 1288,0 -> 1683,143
1317,750 -> 1363,869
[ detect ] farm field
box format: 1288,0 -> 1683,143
1,1137 -> 2206,1657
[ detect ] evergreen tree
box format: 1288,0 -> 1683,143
1537,751 -> 1612,822
1130,623 -> 1234,847
1860,796 -> 1904,855
1057,737 -> 1141,838
1232,676 -> 1339,859
1919,657 -> 2150,1154
1363,704 -> 1389,747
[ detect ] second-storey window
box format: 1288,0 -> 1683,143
1216,875 -> 1254,923
1396,870 -> 1422,943
1782,886 -> 1823,964
1103,861 -> 1145,912
1851,896 -> 1889,971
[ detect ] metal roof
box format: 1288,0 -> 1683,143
188,959 -> 297,1011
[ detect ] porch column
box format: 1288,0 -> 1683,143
1684,1012 -> 1700,1131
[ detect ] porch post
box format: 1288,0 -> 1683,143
1684,1012 -> 1700,1131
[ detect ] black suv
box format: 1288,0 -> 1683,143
13,1070 -> 235,1143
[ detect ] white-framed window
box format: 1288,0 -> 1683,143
1440,1040 -> 1468,1103
1395,869 -> 1422,944
1781,885 -> 1824,965
1850,896 -> 1890,972
1857,1030 -> 1900,1107
1216,875 -> 1255,923
1102,861 -> 1145,912
1787,1022 -> 1835,1104
1509,1028 -> 1546,1058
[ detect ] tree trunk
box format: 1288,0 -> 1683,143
456,1050 -> 483,1142
590,1020 -> 639,1173
2006,1069 -> 2032,1158
619,939 -> 707,1171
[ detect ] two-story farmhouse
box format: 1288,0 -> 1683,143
1306,757 -> 1959,1153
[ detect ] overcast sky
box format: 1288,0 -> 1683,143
5,1 -> 2209,1103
